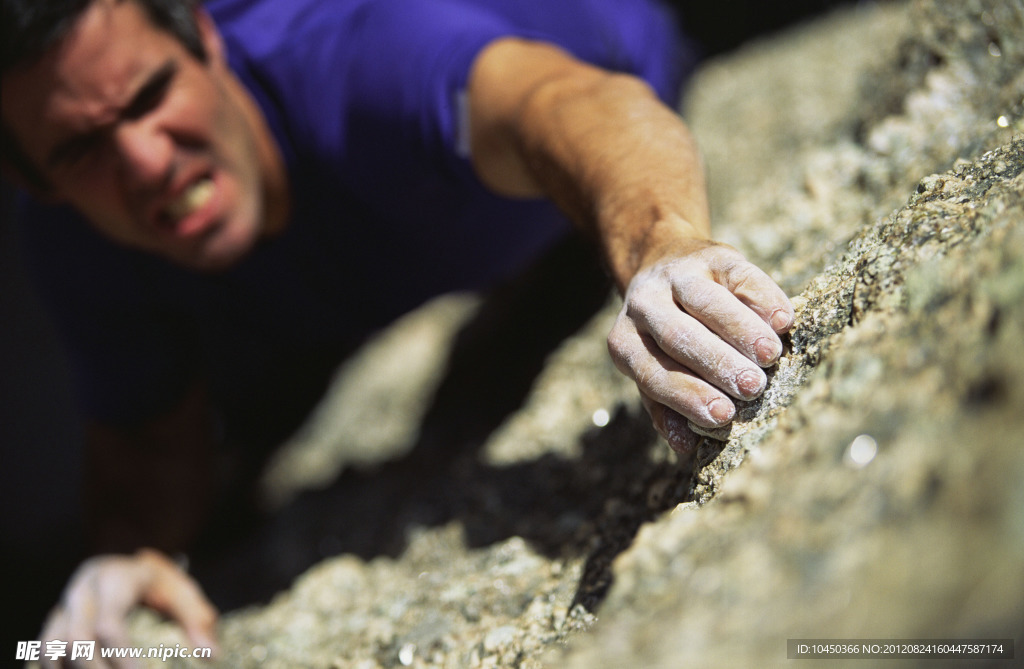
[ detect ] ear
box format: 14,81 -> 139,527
194,6 -> 226,68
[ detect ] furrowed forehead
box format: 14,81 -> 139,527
2,0 -> 173,164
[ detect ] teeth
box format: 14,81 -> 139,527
165,178 -> 214,222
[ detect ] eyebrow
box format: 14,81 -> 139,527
46,59 -> 179,169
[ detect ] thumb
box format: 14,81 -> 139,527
137,550 -> 220,655
642,394 -> 700,455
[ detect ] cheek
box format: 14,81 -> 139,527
66,176 -> 123,221
158,73 -> 222,149
186,93 -> 221,138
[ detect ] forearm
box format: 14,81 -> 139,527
469,39 -> 710,291
521,72 -> 710,287
469,39 -> 794,453
84,381 -> 219,554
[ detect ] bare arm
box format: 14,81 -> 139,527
41,382 -> 221,667
468,39 -> 794,452
468,39 -> 711,288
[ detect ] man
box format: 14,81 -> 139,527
2,0 -> 794,657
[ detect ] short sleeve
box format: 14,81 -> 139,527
221,0 -> 694,194
332,0 -> 693,184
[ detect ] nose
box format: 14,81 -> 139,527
113,119 -> 173,191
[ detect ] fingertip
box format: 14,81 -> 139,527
189,630 -> 220,658
163,570 -> 220,651
753,336 -> 782,366
706,397 -> 735,425
736,368 -> 767,398
664,410 -> 699,454
770,307 -> 794,333
185,610 -> 219,645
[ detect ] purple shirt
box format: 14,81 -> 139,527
21,0 -> 696,430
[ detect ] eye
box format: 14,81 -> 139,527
124,64 -> 176,120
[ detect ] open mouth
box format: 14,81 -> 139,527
157,176 -> 215,232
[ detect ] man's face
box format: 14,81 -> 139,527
1,0 -> 283,271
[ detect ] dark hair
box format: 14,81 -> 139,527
1,0 -> 207,191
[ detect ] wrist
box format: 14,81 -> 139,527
606,214 -> 710,291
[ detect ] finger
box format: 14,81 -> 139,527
671,274 -> 784,367
63,563 -> 124,669
92,561 -> 146,652
641,394 -> 700,455
137,550 -> 219,652
708,254 -> 794,333
631,301 -> 767,400
41,587 -> 117,669
609,320 -> 735,429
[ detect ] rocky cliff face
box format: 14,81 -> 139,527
127,1 -> 1024,667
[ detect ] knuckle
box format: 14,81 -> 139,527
727,259 -> 755,281
729,263 -> 763,292
633,355 -> 674,398
671,271 -> 703,297
608,339 -> 642,380
624,287 -> 660,322
606,322 -> 631,358
672,271 -> 714,303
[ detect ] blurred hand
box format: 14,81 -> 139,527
40,549 -> 218,668
608,239 -> 794,454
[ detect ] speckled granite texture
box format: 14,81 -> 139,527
118,1 -> 1024,667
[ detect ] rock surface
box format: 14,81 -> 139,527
123,1 -> 1024,667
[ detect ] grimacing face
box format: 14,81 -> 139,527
1,0 -> 287,271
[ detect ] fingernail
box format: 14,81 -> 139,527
737,369 -> 766,398
770,308 -> 793,332
754,337 -> 781,365
665,411 -> 698,454
707,398 -> 734,425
